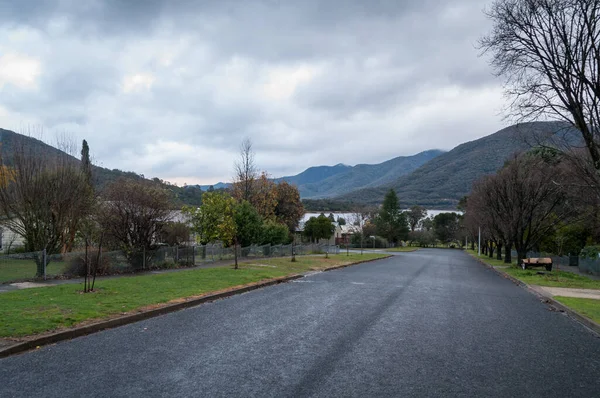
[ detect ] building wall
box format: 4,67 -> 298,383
0,227 -> 25,251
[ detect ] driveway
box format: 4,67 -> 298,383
1,249 -> 599,397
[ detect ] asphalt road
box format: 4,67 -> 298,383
2,249 -> 600,397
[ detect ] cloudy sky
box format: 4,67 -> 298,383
0,0 -> 506,185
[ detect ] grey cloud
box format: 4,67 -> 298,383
0,0 -> 506,184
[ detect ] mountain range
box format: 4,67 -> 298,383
196,150 -> 443,198
0,121 -> 577,209
336,121 -> 574,207
0,128 -> 203,207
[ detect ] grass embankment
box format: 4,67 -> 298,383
466,249 -> 600,326
0,253 -> 387,338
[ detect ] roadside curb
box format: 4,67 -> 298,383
0,254 -> 390,358
468,253 -> 600,337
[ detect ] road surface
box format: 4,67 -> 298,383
1,249 -> 600,397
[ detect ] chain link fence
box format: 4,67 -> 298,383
512,250 -> 600,276
0,243 -> 340,284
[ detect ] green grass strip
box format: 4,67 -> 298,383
0,253 -> 387,338
554,296 -> 600,324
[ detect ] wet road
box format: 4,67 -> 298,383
2,249 -> 600,397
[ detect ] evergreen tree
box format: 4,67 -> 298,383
81,139 -> 92,187
375,189 -> 409,245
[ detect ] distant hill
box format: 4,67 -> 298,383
275,163 -> 353,187
0,128 -> 202,207
294,150 -> 444,199
337,121 -> 576,208
198,182 -> 230,191
263,150 -> 443,199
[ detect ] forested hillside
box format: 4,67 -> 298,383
0,128 -> 202,207
338,121 -> 575,208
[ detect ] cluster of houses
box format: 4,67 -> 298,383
0,211 -> 359,255
296,219 -> 357,246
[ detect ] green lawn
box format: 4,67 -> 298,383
383,247 -> 420,252
466,249 -> 515,267
466,250 -> 600,325
502,268 -> 600,289
467,249 -> 600,289
0,258 -> 67,284
554,297 -> 600,324
0,253 -> 388,338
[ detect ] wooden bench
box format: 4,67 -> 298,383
521,257 -> 553,271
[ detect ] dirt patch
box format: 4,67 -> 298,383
10,282 -> 57,289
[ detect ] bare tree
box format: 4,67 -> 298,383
0,133 -> 92,276
406,205 -> 427,232
467,153 -> 574,264
480,0 -> 600,171
351,209 -> 370,255
99,178 -> 173,268
233,138 -> 258,202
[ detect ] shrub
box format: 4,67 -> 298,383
580,245 -> 600,259
64,252 -> 114,277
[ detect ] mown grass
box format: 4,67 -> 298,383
502,268 -> 600,289
554,297 -> 600,324
0,258 -> 66,284
0,253 -> 387,338
381,247 -> 420,252
467,249 -> 600,325
466,249 -> 515,267
467,249 -> 600,289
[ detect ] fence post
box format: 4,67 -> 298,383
192,245 -> 196,265
43,249 -> 47,280
176,246 -> 179,263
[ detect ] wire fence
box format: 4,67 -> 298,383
0,243 -> 340,284
522,251 -> 600,276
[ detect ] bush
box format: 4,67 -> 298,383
261,220 -> 289,245
4,246 -> 28,255
64,252 -> 114,277
408,230 -> 437,247
580,245 -> 600,259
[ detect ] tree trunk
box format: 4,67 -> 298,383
234,240 -> 238,269
496,242 -> 503,261
84,239 -> 89,293
504,241 -> 512,264
91,234 -> 104,291
470,239 -> 475,251
516,244 -> 527,266
488,241 -> 495,258
35,253 -> 44,277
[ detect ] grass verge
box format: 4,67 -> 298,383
382,247 -> 420,252
466,249 -> 600,327
554,297 -> 600,324
0,258 -> 66,284
0,253 -> 387,338
466,249 -> 600,289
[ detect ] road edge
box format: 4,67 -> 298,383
0,254 -> 391,358
467,252 -> 600,337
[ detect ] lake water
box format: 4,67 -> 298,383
302,210 -> 461,223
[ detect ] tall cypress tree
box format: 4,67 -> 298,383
81,139 -> 92,187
